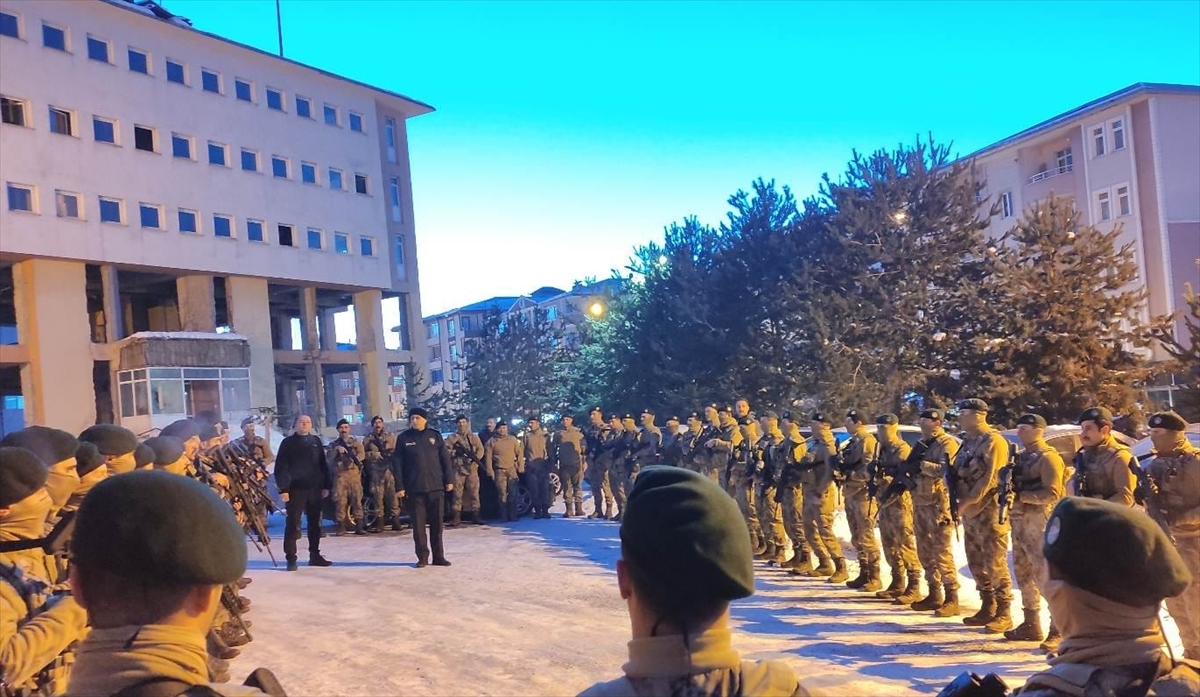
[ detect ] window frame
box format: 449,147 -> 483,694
213,213 -> 234,239
354,173 -> 369,195
234,78 -> 253,102
41,22 -> 67,52
1000,191 -> 1014,219
334,232 -> 349,254
323,103 -> 339,127
1115,183 -> 1132,217
201,68 -> 222,94
348,111 -> 363,133
246,219 -> 265,243
139,202 -> 163,230
165,58 -> 187,86
240,148 -> 259,172
359,235 -> 375,257
295,95 -> 313,118
300,161 -> 318,185
389,177 -> 402,221
384,117 -> 397,163
1095,189 -> 1112,222
48,106 -> 75,137
307,227 -> 324,251
271,155 -> 289,179
86,35 -> 111,63
1,96 -> 29,127
266,87 -> 284,111
133,124 -> 157,153
207,141 -> 229,167
127,47 -> 150,75
177,208 -> 200,235
171,133 -> 194,160
1110,118 -> 1126,152
328,168 -> 344,190
0,9 -> 21,39
55,190 -> 82,219
6,183 -> 36,213
394,235 -> 406,270
98,196 -> 124,224
277,223 -> 295,247
1090,123 -> 1106,158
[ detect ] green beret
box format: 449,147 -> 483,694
0,447 -> 49,507
1,426 -> 80,467
133,444 -> 155,469
762,411 -> 778,421
687,411 -> 702,420
199,423 -> 222,441
810,412 -> 831,424
1076,406 -> 1113,427
957,398 -> 989,413
240,416 -> 256,428
527,415 -> 540,423
73,470 -> 247,585
620,467 -> 754,609
920,409 -> 943,421
845,409 -> 865,423
159,419 -> 200,442
622,413 -> 635,420
75,442 -> 105,477
875,413 -> 899,425
717,405 -> 732,414
1044,497 -> 1191,607
1148,411 -> 1187,431
1017,413 -> 1047,428
79,424 -> 139,456
143,436 -> 185,466
665,415 -> 678,423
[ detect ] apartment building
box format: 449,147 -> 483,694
0,0 -> 431,435
967,82 -> 1199,376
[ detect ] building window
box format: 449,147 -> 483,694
1,96 -> 27,126
328,168 -> 343,190
99,196 -> 123,223
266,87 -> 283,111
0,10 -> 19,38
354,174 -> 368,195
1092,125 -> 1106,158
334,232 -> 349,254
87,36 -> 110,63
547,306 -> 558,321
388,177 -> 402,221
461,316 -> 471,332
213,214 -> 233,238
207,141 -> 228,167
247,219 -> 264,242
48,106 -> 74,136
394,235 -> 405,270
360,236 -> 375,257
42,23 -> 66,51
166,59 -> 186,85
277,224 -> 295,247
1116,184 -> 1131,217
385,117 -> 397,162
1096,190 -> 1112,222
349,112 -> 363,132
1056,148 -> 1073,172
450,344 -> 459,362
323,104 -> 338,126
240,148 -> 259,172
296,96 -> 312,118
301,162 -> 317,184
1000,191 -> 1014,218
139,203 -> 162,229
134,125 -> 156,152
178,208 -> 198,234
1111,119 -> 1125,151
430,346 -> 442,361
307,228 -> 323,250
447,319 -> 456,337
234,78 -> 253,102
92,116 -> 117,144
431,369 -> 444,384
55,190 -> 81,219
172,133 -> 193,159
201,69 -> 220,94
6,183 -> 34,212
271,156 -> 288,178
128,47 -> 149,74
429,322 -> 440,339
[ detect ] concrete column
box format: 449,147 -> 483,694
100,265 -> 124,343
319,308 -> 338,351
13,259 -> 96,432
354,290 -> 389,421
176,275 -> 216,332
298,286 -> 326,427
226,276 -> 278,417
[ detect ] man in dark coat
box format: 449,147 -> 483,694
274,414 -> 333,571
392,407 -> 455,568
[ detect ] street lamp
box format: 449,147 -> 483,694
892,210 -> 908,225
588,301 -> 606,318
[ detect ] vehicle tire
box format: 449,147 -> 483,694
549,471 -> 561,495
362,494 -> 378,528
516,482 -> 533,517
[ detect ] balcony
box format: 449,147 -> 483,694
1026,164 -> 1073,185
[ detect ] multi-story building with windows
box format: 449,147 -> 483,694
0,0 -> 431,435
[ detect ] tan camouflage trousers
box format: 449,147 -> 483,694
610,463 -> 630,512
334,467 -> 363,528
802,485 -> 842,560
371,464 -> 401,520
878,491 -> 920,579
844,483 -> 881,565
913,496 -> 958,590
1010,505 -> 1052,611
756,483 -> 787,549
1165,534 -> 1200,660
732,475 -> 761,543
452,467 -> 480,513
586,461 -> 612,510
962,510 -> 1012,600
778,485 -> 809,556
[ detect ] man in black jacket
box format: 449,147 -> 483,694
275,414 -> 334,571
393,407 -> 455,568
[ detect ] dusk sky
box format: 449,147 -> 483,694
168,0 -> 1200,317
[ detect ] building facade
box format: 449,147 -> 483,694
0,0 -> 431,435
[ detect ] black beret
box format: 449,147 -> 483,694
75,442 -> 105,478
687,412 -> 701,420
455,414 -> 469,422
666,415 -> 679,423
623,414 -> 635,420
0,447 -> 48,507
1017,413 -> 1047,428
496,421 -> 509,428
763,411 -> 779,421
641,409 -> 654,417
957,398 -> 989,413
336,418 -> 350,428
589,406 -> 603,414
846,409 -> 865,423
717,405 -> 732,414
705,404 -> 719,411
370,415 -> 383,424
1044,497 -> 1191,607
143,436 -> 185,467
1148,411 -> 1187,431
1076,406 -> 1113,426
780,410 -> 793,421
134,443 -> 155,469
79,424 -> 139,456
810,412 -> 831,424
561,413 -> 574,420
1,426 -> 79,467
408,407 -> 429,419
240,416 -> 256,428
875,413 -> 899,425
199,424 -> 222,442
920,409 -> 943,421
608,413 -> 622,421
73,470 -> 247,586
527,415 -> 541,422
621,467 -> 754,609
159,419 -> 200,442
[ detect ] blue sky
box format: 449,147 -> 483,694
168,0 -> 1200,317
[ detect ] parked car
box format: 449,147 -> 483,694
1131,424 -> 1200,461
999,424 -> 1137,462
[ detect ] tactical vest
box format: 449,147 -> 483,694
0,562 -> 74,697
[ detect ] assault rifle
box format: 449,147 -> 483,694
212,447 -> 277,568
1133,454 -> 1175,542
937,671 -> 1009,697
0,510 -> 75,556
866,441 -> 881,519
1071,449 -> 1088,497
333,437 -> 364,469
878,438 -> 930,506
221,584 -> 253,642
945,452 -> 961,541
997,441 -> 1017,524
451,440 -> 483,467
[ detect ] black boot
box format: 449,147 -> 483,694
755,542 -> 776,561
471,511 -> 486,526
985,596 -> 1014,633
285,559 -> 298,572
934,585 -> 961,617
827,557 -> 849,583
910,583 -> 944,611
1004,608 -> 1044,642
788,551 -> 813,575
449,512 -> 461,528
368,519 -> 383,533
861,562 -> 882,592
391,515 -> 403,532
1040,624 -> 1062,653
893,572 -> 923,604
309,554 -> 333,567
332,521 -> 346,537
846,560 -> 870,589
963,590 -> 997,626
876,568 -> 906,599
353,519 -> 368,536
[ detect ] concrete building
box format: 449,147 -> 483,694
0,0 -> 431,436
966,82 -> 1199,393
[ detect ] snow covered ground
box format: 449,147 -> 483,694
232,493 -> 1185,696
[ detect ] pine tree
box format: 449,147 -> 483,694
1150,282 -> 1200,420
463,309 -> 562,423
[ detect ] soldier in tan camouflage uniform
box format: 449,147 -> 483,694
908,408 -> 961,616
328,419 -> 367,536
523,417 -> 554,519
840,409 -> 881,592
445,416 -> 485,527
1142,410 -> 1200,660
873,413 -> 921,602
234,417 -> 274,467
730,419 -> 763,553
364,416 -> 402,532
801,414 -> 846,582
756,412 -> 789,565
485,422 -> 525,522
553,414 -> 587,518
1071,406 -> 1136,505
1003,413 -> 1065,643
778,413 -> 812,574
583,408 -> 613,519
707,407 -> 741,497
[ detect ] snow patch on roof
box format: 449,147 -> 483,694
122,331 -> 250,342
